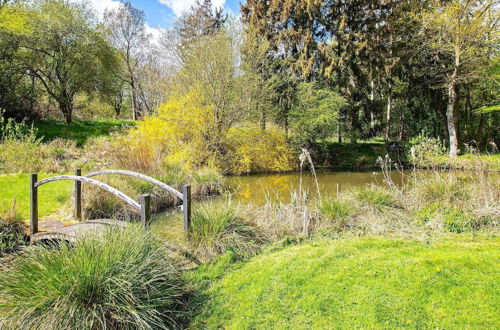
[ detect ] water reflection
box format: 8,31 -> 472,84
226,170 -> 404,205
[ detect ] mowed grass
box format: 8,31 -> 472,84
192,236 -> 500,329
0,173 -> 72,220
34,119 -> 135,146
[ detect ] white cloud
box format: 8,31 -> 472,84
84,0 -> 121,18
145,24 -> 164,45
158,0 -> 227,17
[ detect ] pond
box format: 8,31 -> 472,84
226,170 -> 405,205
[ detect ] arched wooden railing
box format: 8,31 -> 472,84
84,170 -> 183,200
84,169 -> 190,232
29,169 -> 192,237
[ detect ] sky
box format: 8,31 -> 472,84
88,0 -> 243,29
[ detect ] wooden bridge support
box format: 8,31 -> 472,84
30,173 -> 38,236
140,194 -> 151,225
74,168 -> 82,220
183,185 -> 191,233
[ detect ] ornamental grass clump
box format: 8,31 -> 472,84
0,225 -> 188,329
189,201 -> 264,260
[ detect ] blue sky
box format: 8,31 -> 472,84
90,0 -> 243,29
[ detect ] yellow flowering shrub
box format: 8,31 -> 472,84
115,89 -> 296,174
226,127 -> 296,174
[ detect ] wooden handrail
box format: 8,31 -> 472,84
85,170 -> 183,200
34,175 -> 140,209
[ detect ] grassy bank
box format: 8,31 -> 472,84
191,236 -> 500,329
34,119 -> 134,146
413,153 -> 500,171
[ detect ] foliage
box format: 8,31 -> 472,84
2,0 -> 120,123
290,82 -> 346,146
409,133 -> 446,165
125,91 -> 296,174
226,127 -> 296,174
191,236 -> 500,328
0,225 -> 188,329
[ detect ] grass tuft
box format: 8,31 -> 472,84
352,185 -> 396,208
189,201 -> 264,261
0,225 -> 188,329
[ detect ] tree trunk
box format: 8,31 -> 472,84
446,81 -> 459,157
58,92 -> 73,124
60,102 -> 72,124
369,77 -> 375,137
130,78 -> 139,121
446,47 -> 460,158
475,112 -> 486,147
337,120 -> 342,143
385,79 -> 392,141
260,105 -> 266,130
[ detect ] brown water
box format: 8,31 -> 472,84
226,170 -> 404,205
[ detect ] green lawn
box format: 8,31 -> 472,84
33,119 -> 135,146
0,173 -> 72,220
191,236 -> 500,329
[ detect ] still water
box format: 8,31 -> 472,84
226,170 -> 404,205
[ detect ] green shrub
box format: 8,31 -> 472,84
189,201 -> 264,260
0,225 -> 188,329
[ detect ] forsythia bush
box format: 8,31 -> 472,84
117,90 -> 296,174
226,127 -> 296,174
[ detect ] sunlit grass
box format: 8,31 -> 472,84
34,119 -> 134,146
0,173 -> 72,220
191,236 -> 500,329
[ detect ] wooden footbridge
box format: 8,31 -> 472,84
29,169 -> 191,243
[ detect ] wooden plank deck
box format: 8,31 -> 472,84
31,219 -> 127,243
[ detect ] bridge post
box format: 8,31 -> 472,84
30,173 -> 38,236
74,168 -> 82,220
140,194 -> 151,225
183,185 -> 191,234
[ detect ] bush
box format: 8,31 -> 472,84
111,93 -> 296,175
189,201 -> 264,260
409,133 -> 446,166
226,127 -> 296,174
0,225 -> 188,329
